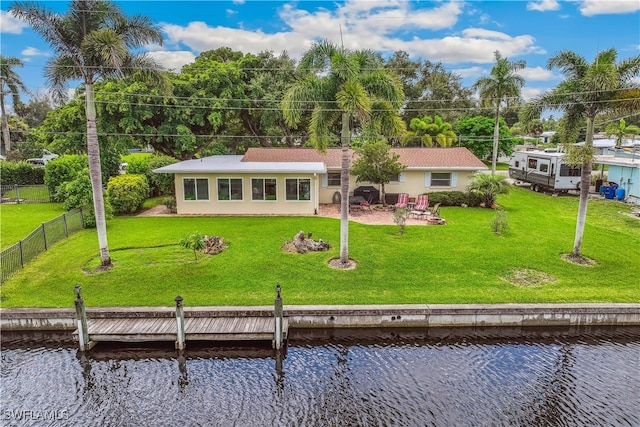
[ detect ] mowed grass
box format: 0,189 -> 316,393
1,187 -> 639,308
0,203 -> 65,250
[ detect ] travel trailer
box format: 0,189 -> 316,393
508,150 -> 582,192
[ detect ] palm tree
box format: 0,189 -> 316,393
402,115 -> 456,147
0,55 -> 27,153
473,51 -> 526,175
521,48 -> 640,258
466,173 -> 510,208
282,41 -> 405,266
10,0 -> 164,266
605,118 -> 640,147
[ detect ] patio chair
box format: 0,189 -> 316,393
414,194 -> 429,211
394,193 -> 409,210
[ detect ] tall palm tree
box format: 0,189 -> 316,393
0,55 -> 27,153
605,118 -> 640,147
402,115 -> 456,147
10,0 -> 164,266
521,48 -> 640,257
473,51 -> 526,175
282,41 -> 405,266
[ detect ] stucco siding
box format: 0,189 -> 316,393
174,173 -> 320,215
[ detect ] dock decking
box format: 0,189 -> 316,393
74,316 -> 288,345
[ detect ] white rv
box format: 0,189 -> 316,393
508,150 -> 582,192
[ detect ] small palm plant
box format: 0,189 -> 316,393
180,232 -> 205,263
467,173 -> 510,208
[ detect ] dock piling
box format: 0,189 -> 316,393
175,296 -> 186,350
74,285 -> 92,351
274,284 -> 283,349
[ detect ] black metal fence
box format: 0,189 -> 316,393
1,208 -> 85,283
0,185 -> 52,204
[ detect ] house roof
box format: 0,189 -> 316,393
595,155 -> 640,168
153,155 -> 326,174
243,147 -> 487,170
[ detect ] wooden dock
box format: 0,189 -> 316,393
74,316 -> 288,345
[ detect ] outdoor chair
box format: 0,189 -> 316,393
394,193 -> 409,210
414,194 -> 429,211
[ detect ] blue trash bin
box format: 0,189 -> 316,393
604,185 -> 618,199
616,187 -> 626,201
599,185 -> 608,196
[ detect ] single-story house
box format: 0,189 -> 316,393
153,147 -> 488,215
595,154 -> 640,205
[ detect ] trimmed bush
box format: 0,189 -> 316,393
147,155 -> 177,196
124,155 -> 149,175
426,191 -> 485,207
107,174 -> 150,214
58,169 -> 113,228
44,155 -> 88,201
0,161 -> 45,185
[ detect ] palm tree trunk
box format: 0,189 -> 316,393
572,117 -> 595,257
340,112 -> 350,265
491,106 -> 500,176
85,83 -> 111,266
0,92 -> 11,153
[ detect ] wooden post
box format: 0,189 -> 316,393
274,284 -> 283,349
175,295 -> 186,350
74,285 -> 91,351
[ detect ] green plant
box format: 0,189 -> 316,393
490,209 -> 509,235
0,161 -> 45,185
147,155 -> 177,196
393,207 -> 411,234
467,173 -> 510,207
44,155 -> 88,201
58,169 -> 113,227
107,174 -> 150,214
180,232 -> 206,263
163,196 -> 177,213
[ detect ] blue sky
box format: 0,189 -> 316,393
2,0 -> 639,105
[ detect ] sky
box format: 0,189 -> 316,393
1,0 -> 639,106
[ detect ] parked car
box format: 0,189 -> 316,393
26,149 -> 59,166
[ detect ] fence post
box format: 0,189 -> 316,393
175,296 -> 186,350
14,185 -> 20,204
74,285 -> 92,351
79,208 -> 85,227
19,240 -> 24,268
274,284 -> 283,350
63,213 -> 69,237
41,223 -> 48,250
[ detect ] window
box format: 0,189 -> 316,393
327,172 -> 341,186
540,163 -> 549,173
528,158 -> 538,169
183,178 -> 209,201
251,178 -> 277,201
389,174 -> 400,182
559,164 -> 581,177
217,178 -> 243,201
514,160 -> 520,168
431,173 -> 451,187
285,178 -> 311,201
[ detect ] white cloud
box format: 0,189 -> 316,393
521,87 -> 547,101
232,0 -> 245,4
147,50 -> 197,72
579,0 -> 640,16
518,66 -> 555,81
526,0 -> 561,12
21,46 -> 48,57
226,9 -> 237,17
0,10 -> 28,34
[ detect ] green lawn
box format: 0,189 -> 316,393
482,160 -> 509,170
1,187 -> 639,308
0,203 -> 65,250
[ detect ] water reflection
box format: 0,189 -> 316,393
1,326 -> 639,426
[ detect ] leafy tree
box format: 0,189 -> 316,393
520,48 -> 640,258
473,51 -> 526,175
0,55 -> 27,153
14,91 -> 52,128
605,118 -> 640,147
180,232 -> 206,263
11,0 -> 165,266
455,116 -> 516,160
282,40 -> 405,266
402,115 -> 456,147
466,173 -> 510,208
350,140 -> 406,206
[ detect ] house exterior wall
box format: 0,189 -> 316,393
606,165 -> 640,205
173,172 -> 320,215
318,169 -> 477,203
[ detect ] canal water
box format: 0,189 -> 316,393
1,326 -> 639,426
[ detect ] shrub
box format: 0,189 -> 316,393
58,169 -> 113,228
0,161 -> 45,185
465,191 -> 484,207
147,155 -> 177,196
44,155 -> 88,201
180,232 -> 206,263
393,207 -> 411,235
163,196 -> 177,213
107,174 -> 150,214
124,155 -> 149,175
490,209 -> 509,235
467,173 -> 510,208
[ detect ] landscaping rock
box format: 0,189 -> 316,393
203,235 -> 227,254
284,231 -> 330,253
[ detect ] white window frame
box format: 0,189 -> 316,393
182,177 -> 209,201
251,177 -> 278,201
425,172 -> 457,188
217,177 -> 243,201
285,178 -> 312,201
327,172 -> 341,187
